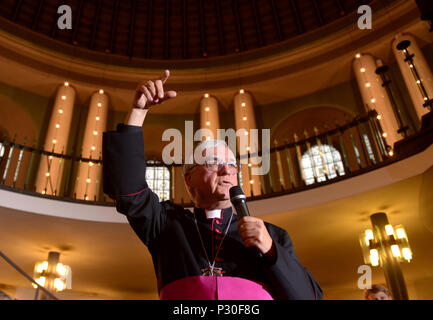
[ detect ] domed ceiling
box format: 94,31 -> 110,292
1,0 -> 372,61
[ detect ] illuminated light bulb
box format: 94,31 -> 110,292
409,64 -> 414,68
97,103 -> 102,107
91,146 -> 95,150
89,162 -> 93,167
355,53 -> 361,58
36,276 -> 46,287
389,150 -> 394,156
246,146 -> 250,151
385,224 -> 394,236
205,107 -> 210,112
96,116 -> 100,121
204,93 -> 209,98
248,163 -> 252,167
243,116 -> 247,121
58,109 -> 63,114
244,131 -> 248,136
241,102 -> 246,107
369,249 -> 379,266
206,136 -> 210,141
56,263 -> 66,276
54,278 -> 65,291
249,179 -> 254,184
396,227 -> 406,239
86,178 -> 91,183
36,263 -> 43,273
41,190 -> 46,195
61,96 -> 66,100
360,68 -> 366,72
365,229 -> 374,246
377,114 -> 382,120
239,89 -> 245,94
416,80 -> 421,84
391,244 -> 401,258
45,172 -> 50,177
85,196 -> 88,200
55,124 -> 60,128
365,82 -> 371,87
402,248 -> 412,261
382,132 -> 387,138
36,261 -> 48,273
99,89 -> 104,94
52,139 -> 57,144
64,82 -> 69,86
424,97 -> 428,101
371,98 -> 376,103
206,121 -> 210,126
49,156 -> 53,160
93,131 -> 98,135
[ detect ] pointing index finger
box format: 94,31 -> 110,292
159,70 -> 170,84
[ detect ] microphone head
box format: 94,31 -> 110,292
229,186 -> 244,199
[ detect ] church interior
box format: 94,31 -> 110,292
0,0 -> 433,300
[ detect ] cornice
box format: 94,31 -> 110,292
0,0 -> 425,113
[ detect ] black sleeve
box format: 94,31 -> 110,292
262,225 -> 323,300
102,123 -> 167,248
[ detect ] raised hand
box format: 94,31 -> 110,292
126,70 -> 177,126
133,70 -> 177,110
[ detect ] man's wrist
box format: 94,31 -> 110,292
263,241 -> 277,264
125,108 -> 148,126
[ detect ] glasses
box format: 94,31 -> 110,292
188,161 -> 240,174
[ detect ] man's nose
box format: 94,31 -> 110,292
219,164 -> 229,174
218,164 -> 235,175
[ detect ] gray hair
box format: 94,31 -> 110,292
183,139 -> 235,173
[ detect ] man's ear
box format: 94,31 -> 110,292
184,171 -> 193,188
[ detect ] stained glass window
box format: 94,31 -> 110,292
301,145 -> 345,185
146,161 -> 170,201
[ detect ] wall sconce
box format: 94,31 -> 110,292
33,251 -> 71,298
359,212 -> 411,299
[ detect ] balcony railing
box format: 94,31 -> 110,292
0,110 -> 417,206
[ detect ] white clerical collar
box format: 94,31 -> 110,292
205,209 -> 222,219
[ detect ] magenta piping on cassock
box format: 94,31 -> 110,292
160,276 -> 274,300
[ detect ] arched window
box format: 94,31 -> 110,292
0,127 -> 8,161
301,145 -> 345,185
146,161 -> 170,201
0,142 -> 4,158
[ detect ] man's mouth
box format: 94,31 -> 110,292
219,181 -> 232,186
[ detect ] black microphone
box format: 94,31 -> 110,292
230,186 -> 262,258
229,186 -> 250,219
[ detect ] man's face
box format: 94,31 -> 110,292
367,292 -> 392,300
185,145 -> 238,204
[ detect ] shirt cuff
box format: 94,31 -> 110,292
116,123 -> 142,133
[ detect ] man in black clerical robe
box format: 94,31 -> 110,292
102,70 -> 323,300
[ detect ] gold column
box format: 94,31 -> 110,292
200,93 -> 220,140
35,82 -> 75,195
234,90 -> 261,196
392,33 -> 432,122
353,53 -> 402,153
75,90 -> 108,200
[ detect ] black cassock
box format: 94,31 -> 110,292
102,123 -> 323,300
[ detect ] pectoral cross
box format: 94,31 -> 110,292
201,266 -> 224,276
